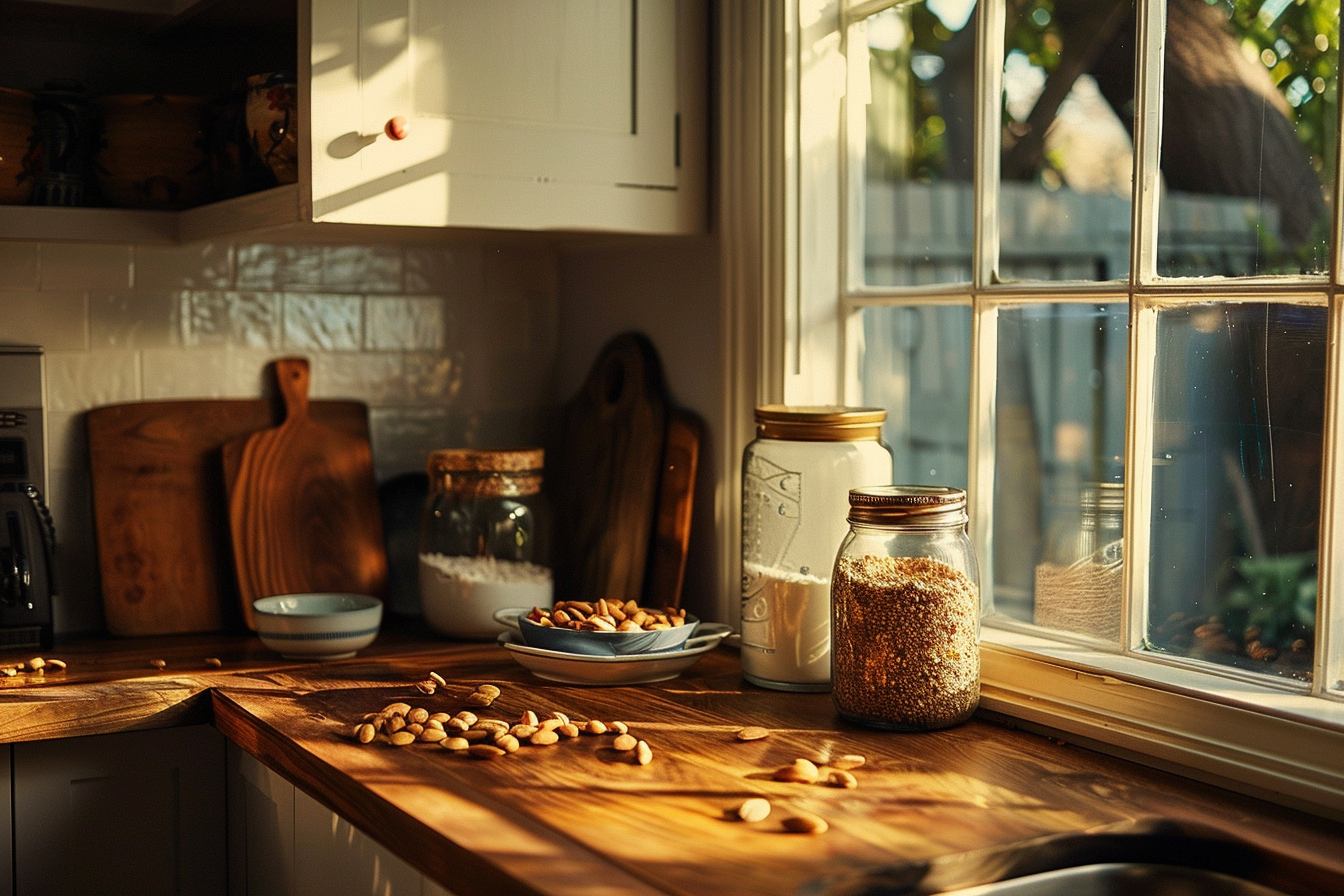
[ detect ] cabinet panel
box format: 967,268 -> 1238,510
13,726 -> 227,896
309,0 -> 699,232
227,742 -> 298,896
2,745 -> 11,896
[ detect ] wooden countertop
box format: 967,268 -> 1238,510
5,622 -> 1344,895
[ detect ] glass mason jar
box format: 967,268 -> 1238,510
740,405 -> 892,691
831,485 -> 981,730
417,448 -> 552,639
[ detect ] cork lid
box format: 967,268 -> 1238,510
426,448 -> 544,475
754,405 -> 886,442
847,485 -> 967,528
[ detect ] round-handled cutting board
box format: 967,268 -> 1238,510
224,357 -> 387,629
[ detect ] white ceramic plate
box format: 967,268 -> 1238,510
497,624 -> 733,686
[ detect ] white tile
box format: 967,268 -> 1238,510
44,350 -> 140,412
90,292 -> 182,349
40,243 -> 132,291
0,291 -> 88,351
183,292 -> 282,348
283,293 -> 362,350
236,244 -> 323,291
366,296 -> 445,351
0,243 -> 40,290
44,409 -> 88,478
133,242 -> 233,289
368,406 -> 455,482
404,243 -> 485,296
140,349 -> 233,399
309,352 -> 403,403
321,245 -> 402,293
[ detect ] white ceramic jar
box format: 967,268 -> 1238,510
740,406 -> 892,691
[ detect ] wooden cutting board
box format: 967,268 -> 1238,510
223,357 -> 387,628
549,333 -> 669,606
644,407 -> 702,608
87,397 -> 369,637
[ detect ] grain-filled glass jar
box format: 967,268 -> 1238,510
741,405 -> 892,692
418,448 -> 552,640
831,485 -> 981,730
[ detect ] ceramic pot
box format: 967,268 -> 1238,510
95,94 -> 211,209
244,73 -> 298,186
0,87 -> 37,205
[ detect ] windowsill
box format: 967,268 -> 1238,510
980,624 -> 1344,822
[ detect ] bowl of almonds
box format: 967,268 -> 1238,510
495,600 -> 700,656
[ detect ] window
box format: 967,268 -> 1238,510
745,0 -> 1344,817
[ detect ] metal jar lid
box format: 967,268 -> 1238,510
753,405 -> 887,442
847,485 -> 967,529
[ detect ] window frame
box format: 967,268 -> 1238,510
722,0 -> 1344,820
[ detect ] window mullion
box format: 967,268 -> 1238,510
972,0 -> 1004,289
1130,0 -> 1165,285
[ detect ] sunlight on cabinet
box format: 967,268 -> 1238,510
228,743 -> 457,896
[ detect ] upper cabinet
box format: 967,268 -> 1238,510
0,0 -> 706,242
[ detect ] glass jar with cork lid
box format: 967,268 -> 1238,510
418,448 -> 552,639
831,485 -> 981,730
740,405 -> 892,691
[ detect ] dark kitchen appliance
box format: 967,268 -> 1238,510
0,345 -> 54,651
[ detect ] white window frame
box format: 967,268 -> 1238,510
718,0 -> 1344,821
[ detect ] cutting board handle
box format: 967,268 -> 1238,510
275,357 -> 311,420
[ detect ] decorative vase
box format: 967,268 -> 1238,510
244,72 -> 298,187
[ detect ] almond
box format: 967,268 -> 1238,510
388,730 -> 417,747
737,798 -> 771,823
383,703 -> 412,716
608,721 -> 629,735
612,733 -> 638,751
773,759 -> 819,784
429,671 -> 447,687
442,737 -> 470,751
529,729 -> 560,746
635,740 -> 654,765
419,728 -> 448,743
476,684 -> 501,699
408,707 -> 430,725
494,734 -> 521,753
519,710 -> 539,727
557,723 -> 581,738
583,720 -> 608,735
825,770 -> 858,789
829,754 -> 866,770
782,812 -> 828,834
736,726 -> 770,742
354,723 -> 377,744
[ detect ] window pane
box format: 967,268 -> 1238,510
1157,1 -> 1338,277
990,304 -> 1128,631
859,1 -> 977,287
858,305 -> 971,487
999,0 -> 1136,282
1146,302 -> 1324,682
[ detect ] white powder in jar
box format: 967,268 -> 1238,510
418,553 -> 553,640
740,562 -> 834,689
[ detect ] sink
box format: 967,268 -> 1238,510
936,863 -> 1289,895
800,819 -> 1340,896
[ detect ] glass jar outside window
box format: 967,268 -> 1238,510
740,406 -> 892,691
418,448 -> 552,639
831,486 -> 981,730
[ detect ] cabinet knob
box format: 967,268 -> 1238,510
384,117 -> 409,141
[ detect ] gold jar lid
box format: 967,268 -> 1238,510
847,485 -> 967,528
753,405 -> 886,442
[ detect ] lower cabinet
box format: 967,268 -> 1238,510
227,742 -> 454,896
2,745 -> 11,896
11,726 -> 228,896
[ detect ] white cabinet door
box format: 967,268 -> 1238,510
12,726 -> 227,896
228,744 -> 453,896
308,0 -> 704,233
1,746 -> 11,896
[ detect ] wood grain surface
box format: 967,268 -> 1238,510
644,407 -> 703,609
224,357 -> 388,627
86,396 -> 369,637
208,645 -> 1344,896
550,333 -> 669,605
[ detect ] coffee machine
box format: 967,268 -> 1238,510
0,345 -> 54,651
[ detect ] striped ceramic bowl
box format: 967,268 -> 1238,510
253,593 -> 383,660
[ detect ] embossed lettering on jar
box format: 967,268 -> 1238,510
831,486 -> 981,731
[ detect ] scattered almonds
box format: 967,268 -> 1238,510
608,721 -> 629,735
442,737 -> 469,751
429,671 -> 447,687
781,812 -> 828,834
415,680 -> 437,695
773,759 -> 820,784
583,720 -> 608,735
529,729 -> 560,746
825,769 -> 858,789
829,754 -> 866,771
612,733 -> 638,752
737,798 -> 771,823
736,726 -> 770,742
388,730 -> 417,747
635,740 -> 654,766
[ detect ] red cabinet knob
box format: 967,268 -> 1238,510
384,117 -> 409,141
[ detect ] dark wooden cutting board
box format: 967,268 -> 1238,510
87,396 -> 369,637
549,333 -> 669,605
223,357 -> 387,628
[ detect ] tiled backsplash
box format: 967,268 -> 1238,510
0,236 -> 560,633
